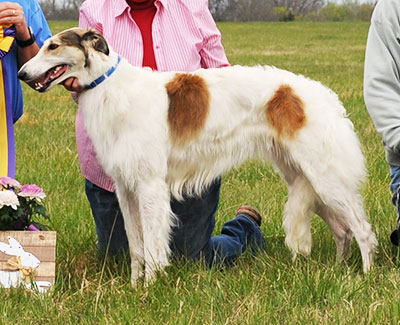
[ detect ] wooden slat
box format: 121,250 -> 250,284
34,262 -> 56,277
0,231 -> 56,246
0,246 -> 55,261
0,262 -> 55,277
34,276 -> 54,283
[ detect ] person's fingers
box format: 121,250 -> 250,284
62,77 -> 75,91
63,77 -> 84,92
0,3 -> 26,32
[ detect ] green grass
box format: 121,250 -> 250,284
4,20 -> 400,324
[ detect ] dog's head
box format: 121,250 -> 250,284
18,28 -> 111,92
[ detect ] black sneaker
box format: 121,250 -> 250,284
390,222 -> 400,246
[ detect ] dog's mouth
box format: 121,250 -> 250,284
29,64 -> 69,92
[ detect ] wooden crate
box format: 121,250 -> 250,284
0,231 -> 56,285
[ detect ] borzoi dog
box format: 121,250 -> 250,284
18,28 -> 377,284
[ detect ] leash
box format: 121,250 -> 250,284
86,56 -> 121,90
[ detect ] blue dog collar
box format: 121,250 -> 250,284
86,56 -> 121,90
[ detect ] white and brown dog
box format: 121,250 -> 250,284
18,28 -> 377,284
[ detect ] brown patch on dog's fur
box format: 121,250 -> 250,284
166,73 -> 210,145
266,85 -> 306,139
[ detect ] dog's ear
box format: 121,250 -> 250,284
82,29 -> 109,55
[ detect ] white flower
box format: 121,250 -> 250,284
0,190 -> 20,210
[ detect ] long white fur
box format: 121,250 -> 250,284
19,28 -> 377,284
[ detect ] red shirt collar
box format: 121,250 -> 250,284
115,0 -> 167,18
126,0 -> 155,10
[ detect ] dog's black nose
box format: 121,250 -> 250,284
17,70 -> 28,81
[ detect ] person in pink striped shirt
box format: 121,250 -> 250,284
64,0 -> 266,267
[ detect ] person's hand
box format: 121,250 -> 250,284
0,2 -> 29,41
63,77 -> 85,93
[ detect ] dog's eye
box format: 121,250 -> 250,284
48,43 -> 59,51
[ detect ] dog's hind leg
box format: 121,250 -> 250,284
298,169 -> 377,272
313,202 -> 353,262
328,196 -> 376,273
114,182 -> 145,285
282,175 -> 316,259
272,150 -> 316,260
278,158 -> 354,262
136,178 -> 174,283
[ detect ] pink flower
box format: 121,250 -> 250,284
18,184 -> 46,201
0,177 -> 21,190
0,190 -> 19,209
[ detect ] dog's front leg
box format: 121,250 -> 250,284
136,177 -> 174,283
114,182 -> 145,285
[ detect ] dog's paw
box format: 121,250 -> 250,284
130,260 -> 144,286
285,233 -> 312,258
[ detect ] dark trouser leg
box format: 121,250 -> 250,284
85,180 -> 129,256
390,165 -> 400,246
170,179 -> 266,266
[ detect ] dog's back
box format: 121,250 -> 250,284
160,65 -> 364,200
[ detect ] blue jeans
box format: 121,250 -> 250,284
85,179 -> 266,266
389,165 -> 400,244
390,165 -> 400,209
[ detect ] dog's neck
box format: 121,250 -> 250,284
86,56 -> 121,90
82,51 -> 121,90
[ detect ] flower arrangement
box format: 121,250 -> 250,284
0,177 -> 49,231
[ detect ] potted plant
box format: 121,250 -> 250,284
0,176 -> 49,231
0,176 -> 56,291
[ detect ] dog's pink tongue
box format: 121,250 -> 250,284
43,65 -> 68,84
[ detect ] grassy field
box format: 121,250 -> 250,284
3,20 -> 400,324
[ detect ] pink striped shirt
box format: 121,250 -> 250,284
76,0 -> 229,192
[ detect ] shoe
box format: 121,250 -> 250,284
391,227 -> 400,246
236,205 -> 262,226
